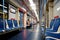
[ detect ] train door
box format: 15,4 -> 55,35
20,12 -> 24,28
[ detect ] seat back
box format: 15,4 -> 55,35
20,21 -> 24,28
49,19 -> 55,29
7,20 -> 13,28
0,20 -> 4,30
13,20 -> 18,28
52,18 -> 60,32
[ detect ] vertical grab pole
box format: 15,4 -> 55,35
3,0 -> 5,30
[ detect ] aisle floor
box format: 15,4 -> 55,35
0,24 -> 43,40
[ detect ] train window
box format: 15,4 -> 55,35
9,4 -> 16,14
0,0 -> 3,5
9,4 -> 17,20
0,0 -> 3,13
0,0 -> 3,19
3,1 -> 8,19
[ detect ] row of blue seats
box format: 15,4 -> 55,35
0,20 -> 23,33
45,18 -> 60,40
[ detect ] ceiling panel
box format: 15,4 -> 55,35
10,0 -> 39,18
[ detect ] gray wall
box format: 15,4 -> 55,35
53,0 -> 60,17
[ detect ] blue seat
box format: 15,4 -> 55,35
45,18 -> 60,39
46,18 -> 60,32
0,20 -> 5,32
41,19 -> 55,33
45,37 -> 60,40
46,32 -> 60,39
20,21 -> 24,28
5,20 -> 14,31
45,38 -> 55,40
46,19 -> 55,31
13,20 -> 19,29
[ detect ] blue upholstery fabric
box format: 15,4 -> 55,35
0,20 -> 4,30
6,20 -> 13,30
46,32 -> 60,39
46,18 -> 60,32
46,19 -> 55,30
45,18 -> 60,39
0,20 -> 4,32
45,38 -> 55,40
41,19 -> 55,32
13,20 -> 19,28
13,20 -> 18,27
20,21 -> 24,28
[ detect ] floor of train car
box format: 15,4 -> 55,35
0,23 -> 44,40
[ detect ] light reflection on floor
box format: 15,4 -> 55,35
8,23 -> 42,40
23,29 -> 27,40
32,24 -> 40,40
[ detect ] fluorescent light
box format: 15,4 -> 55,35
30,4 -> 36,10
29,0 -> 33,4
3,6 -> 7,8
10,8 -> 16,13
29,0 -> 39,21
57,7 -> 60,11
0,4 -> 2,6
29,0 -> 36,10
34,10 -> 39,21
4,9 -> 7,13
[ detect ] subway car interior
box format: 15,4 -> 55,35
0,0 -> 60,40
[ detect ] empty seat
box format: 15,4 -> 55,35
20,20 -> 24,28
41,19 -> 55,32
0,20 -> 5,32
46,19 -> 55,31
46,18 -> 60,32
46,32 -> 60,39
45,36 -> 60,40
13,20 -> 19,29
41,19 -> 55,33
45,18 -> 60,39
5,20 -> 14,31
